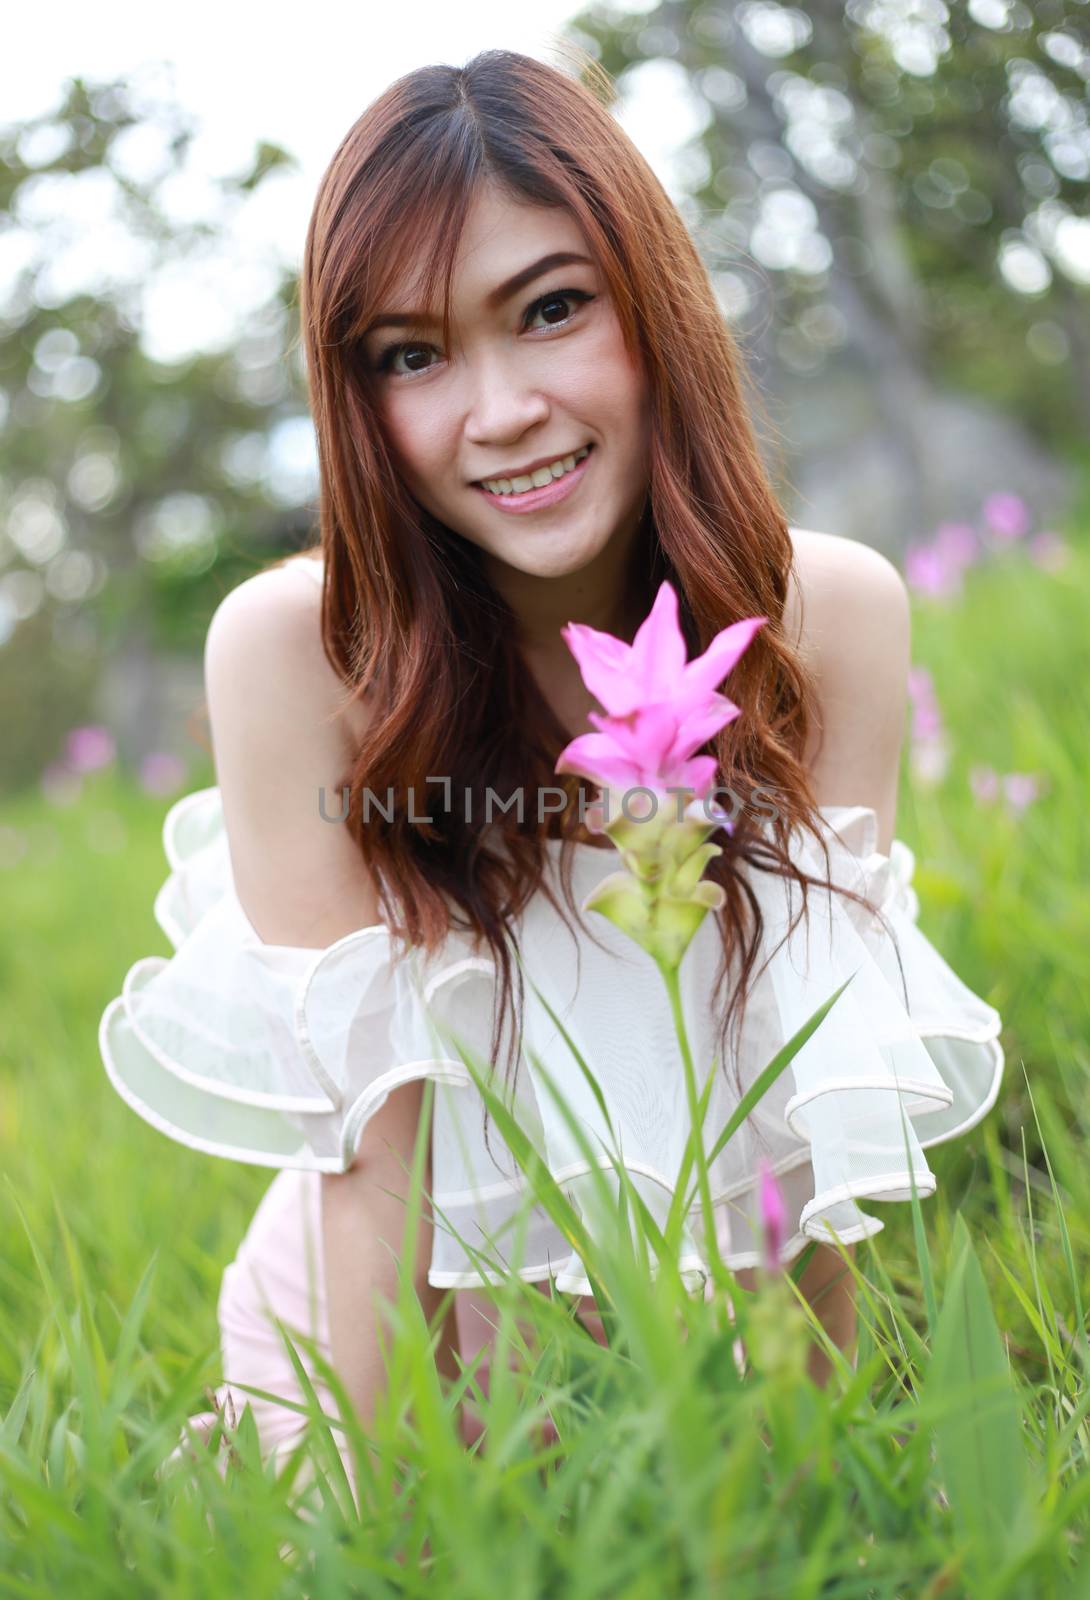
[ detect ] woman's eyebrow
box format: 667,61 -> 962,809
364,251 -> 595,334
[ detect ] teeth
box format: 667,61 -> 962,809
482,445 -> 589,496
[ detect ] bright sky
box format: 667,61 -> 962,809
5,0 -> 1089,364
1,0 -> 706,364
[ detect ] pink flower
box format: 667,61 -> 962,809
910,738 -> 950,788
906,666 -> 944,742
969,764 -> 1000,804
982,492 -> 1030,543
139,752 -> 187,796
757,1156 -> 787,1274
1002,772 -> 1040,816
556,581 -> 766,802
934,520 -> 979,573
906,667 -> 948,789
65,724 -> 116,773
904,541 -> 962,600
1029,530 -> 1070,573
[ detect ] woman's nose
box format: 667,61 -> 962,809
462,351 -> 551,443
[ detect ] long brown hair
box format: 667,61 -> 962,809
281,47 -> 904,1171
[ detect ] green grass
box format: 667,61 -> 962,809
2,517 -> 1089,1595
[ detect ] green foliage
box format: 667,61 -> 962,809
0,75 -> 310,790
571,0 -> 1090,444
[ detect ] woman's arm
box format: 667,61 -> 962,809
203,561 -> 462,1430
785,527 -> 912,855
779,529 -> 913,1382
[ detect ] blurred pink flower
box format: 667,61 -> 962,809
41,762 -> 82,807
906,667 -> 948,788
1002,772 -> 1040,816
757,1156 -> 788,1274
934,520 -> 979,573
139,751 -> 188,797
904,541 -> 962,599
969,764 -> 1000,805
982,492 -> 1030,543
907,666 -> 945,740
911,739 -> 950,787
65,724 -> 116,773
1028,530 -> 1070,573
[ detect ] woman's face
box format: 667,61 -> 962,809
362,182 -> 652,603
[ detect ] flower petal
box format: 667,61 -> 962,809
555,731 -> 642,792
666,694 -> 741,766
587,704 -> 680,782
560,622 -> 635,715
682,615 -> 767,700
674,754 -> 720,799
627,582 -> 687,701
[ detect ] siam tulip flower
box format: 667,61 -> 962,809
904,541 -> 962,600
982,492 -> 1030,544
65,724 -> 116,773
933,520 -> 979,575
906,666 -> 943,742
757,1155 -> 788,1275
904,521 -> 979,601
139,751 -> 188,797
969,764 -> 1000,805
911,740 -> 950,787
557,580 -> 763,799
906,665 -> 949,788
555,580 -> 766,971
744,1155 -> 809,1382
554,579 -> 767,1292
1029,530 -> 1070,573
1002,772 -> 1041,817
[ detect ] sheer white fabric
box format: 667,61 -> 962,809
100,784 -> 1004,1296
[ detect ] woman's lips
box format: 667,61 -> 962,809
473,445 -> 594,514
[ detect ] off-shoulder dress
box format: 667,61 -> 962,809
98,556 -> 1005,1477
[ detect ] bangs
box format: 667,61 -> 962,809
346,143 -> 493,355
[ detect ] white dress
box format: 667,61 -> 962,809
99,729 -> 1004,1299
100,561 -> 1005,1476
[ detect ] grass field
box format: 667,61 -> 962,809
2,503 -> 1089,1596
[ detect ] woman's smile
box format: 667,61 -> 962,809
472,443 -> 595,514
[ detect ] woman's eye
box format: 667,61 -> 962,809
523,288 -> 594,332
375,287 -> 593,380
377,341 -> 437,379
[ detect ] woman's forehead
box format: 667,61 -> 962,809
375,189 -> 595,312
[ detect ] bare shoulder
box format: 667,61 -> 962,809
783,526 -> 911,851
203,556 -> 382,945
784,526 -> 909,669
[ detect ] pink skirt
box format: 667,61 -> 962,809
165,1167 -> 614,1497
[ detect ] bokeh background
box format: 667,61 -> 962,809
0,1 -> 1085,795
2,4 -> 1090,1582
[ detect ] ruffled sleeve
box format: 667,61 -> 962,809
98,785 -> 476,1173
99,787 -> 1005,1296
709,803 -> 1005,1266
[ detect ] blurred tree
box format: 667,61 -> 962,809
0,72 -> 311,792
568,0 -> 1088,531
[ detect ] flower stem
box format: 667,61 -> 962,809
660,962 -> 718,1289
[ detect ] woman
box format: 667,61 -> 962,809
100,48 -> 1005,1491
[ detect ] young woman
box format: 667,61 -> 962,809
99,49 -> 1005,1487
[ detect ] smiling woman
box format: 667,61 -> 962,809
356,183 -> 652,619
99,46 -> 1005,1490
